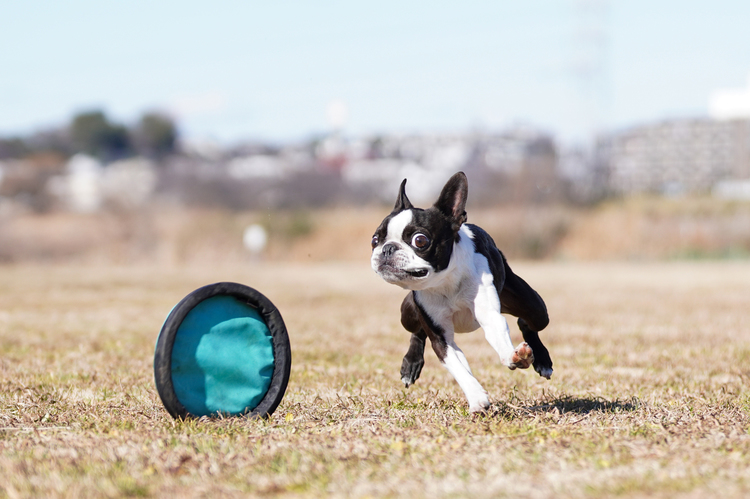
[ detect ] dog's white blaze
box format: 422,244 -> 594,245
386,210 -> 412,242
371,210 -> 410,275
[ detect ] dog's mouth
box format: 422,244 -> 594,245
376,263 -> 429,280
405,268 -> 429,278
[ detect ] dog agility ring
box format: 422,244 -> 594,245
154,282 -> 291,419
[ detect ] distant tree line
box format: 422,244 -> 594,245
0,110 -> 177,162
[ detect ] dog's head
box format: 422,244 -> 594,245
370,171 -> 468,290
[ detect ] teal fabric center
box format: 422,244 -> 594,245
170,295 -> 275,416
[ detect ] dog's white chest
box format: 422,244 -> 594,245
452,307 -> 480,333
419,270 -> 483,334
450,278 -> 483,333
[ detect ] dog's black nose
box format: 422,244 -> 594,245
382,243 -> 398,257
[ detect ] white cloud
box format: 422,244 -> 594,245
168,92 -> 227,119
326,99 -> 349,130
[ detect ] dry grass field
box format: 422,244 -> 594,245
1,260 -> 750,498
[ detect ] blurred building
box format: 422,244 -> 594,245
598,118 -> 750,195
0,153 -> 65,213
342,127 -> 562,205
46,154 -> 157,212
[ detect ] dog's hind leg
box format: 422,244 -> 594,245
499,263 -> 553,379
400,293 -> 427,387
517,318 -> 552,379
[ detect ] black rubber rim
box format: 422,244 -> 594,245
154,282 -> 291,420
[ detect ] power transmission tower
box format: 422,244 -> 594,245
571,0 -> 610,143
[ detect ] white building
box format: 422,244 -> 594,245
47,154 -> 157,211
48,154 -> 104,212
601,119 -> 750,195
709,73 -> 750,121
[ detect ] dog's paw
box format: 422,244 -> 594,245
400,356 -> 424,388
508,342 -> 534,370
469,393 -> 491,414
535,365 -> 553,380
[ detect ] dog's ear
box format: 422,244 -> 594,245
434,172 -> 468,230
394,179 -> 414,211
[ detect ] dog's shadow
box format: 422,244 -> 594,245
488,394 -> 640,420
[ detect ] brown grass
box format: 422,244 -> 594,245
1,260 -> 750,498
2,196 -> 748,264
559,196 -> 750,259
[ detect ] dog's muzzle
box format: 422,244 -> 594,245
381,242 -> 399,258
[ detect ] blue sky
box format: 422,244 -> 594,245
1,1 -> 749,145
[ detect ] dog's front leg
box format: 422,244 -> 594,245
399,293 -> 427,387
481,313 -> 534,370
412,294 -> 490,413
474,272 -> 534,370
400,331 -> 426,387
431,331 -> 491,413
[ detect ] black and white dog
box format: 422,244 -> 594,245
370,172 -> 552,413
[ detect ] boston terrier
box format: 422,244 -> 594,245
370,172 -> 553,413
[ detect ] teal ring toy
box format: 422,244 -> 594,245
154,282 -> 291,419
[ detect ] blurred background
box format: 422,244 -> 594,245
1,0 -> 749,264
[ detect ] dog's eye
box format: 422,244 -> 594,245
371,235 -> 379,248
411,233 -> 429,249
